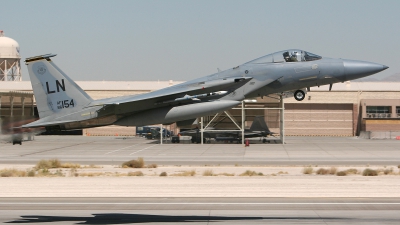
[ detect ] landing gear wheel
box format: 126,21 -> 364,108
294,90 -> 305,101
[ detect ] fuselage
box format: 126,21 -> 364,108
23,49 -> 388,131
182,49 -> 387,102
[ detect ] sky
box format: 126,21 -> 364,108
1,0 -> 399,81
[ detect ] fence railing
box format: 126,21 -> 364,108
366,113 -> 392,118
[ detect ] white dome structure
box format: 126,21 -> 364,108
0,30 -> 22,81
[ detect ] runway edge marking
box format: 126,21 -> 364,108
129,144 -> 158,155
3,203 -> 400,205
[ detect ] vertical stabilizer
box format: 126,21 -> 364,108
25,54 -> 93,118
250,116 -> 271,132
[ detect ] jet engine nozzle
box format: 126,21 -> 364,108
342,59 -> 388,81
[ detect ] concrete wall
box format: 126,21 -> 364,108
84,125 -> 136,136
362,120 -> 400,132
285,103 -> 353,136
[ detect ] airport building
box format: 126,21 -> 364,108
1,80 -> 400,137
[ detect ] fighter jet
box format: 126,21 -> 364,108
179,116 -> 275,143
22,50 -> 388,131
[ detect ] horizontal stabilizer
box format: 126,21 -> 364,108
21,119 -> 75,128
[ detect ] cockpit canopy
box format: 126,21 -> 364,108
246,49 -> 322,64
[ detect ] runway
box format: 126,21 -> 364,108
1,198 -> 400,224
1,136 -> 400,166
2,136 -> 400,224
2,197 -> 400,210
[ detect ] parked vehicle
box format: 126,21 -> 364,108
144,127 -> 172,139
137,126 -> 172,138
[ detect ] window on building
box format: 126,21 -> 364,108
366,106 -> 391,118
366,106 -> 390,114
397,106 -> 400,114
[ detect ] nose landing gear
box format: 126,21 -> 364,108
294,90 -> 305,101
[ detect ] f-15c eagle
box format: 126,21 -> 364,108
22,50 -> 387,131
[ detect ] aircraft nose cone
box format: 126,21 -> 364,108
343,59 -> 389,80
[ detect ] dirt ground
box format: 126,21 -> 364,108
1,164 -> 399,198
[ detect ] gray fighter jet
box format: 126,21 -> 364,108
22,50 -> 388,131
179,116 -> 275,143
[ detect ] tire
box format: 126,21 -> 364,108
294,90 -> 305,101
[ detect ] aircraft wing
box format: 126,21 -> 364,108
179,129 -> 200,135
243,131 -> 270,138
88,77 -> 252,113
179,128 -> 218,139
180,129 -> 241,139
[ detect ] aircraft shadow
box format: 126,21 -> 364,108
6,213 -> 345,224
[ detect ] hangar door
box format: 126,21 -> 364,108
285,103 -> 354,136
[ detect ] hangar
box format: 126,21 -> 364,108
1,80 -> 400,137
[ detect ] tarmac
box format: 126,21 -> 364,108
1,136 -> 400,166
1,136 -> 400,224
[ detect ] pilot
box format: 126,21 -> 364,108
283,52 -> 290,62
290,52 -> 298,62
